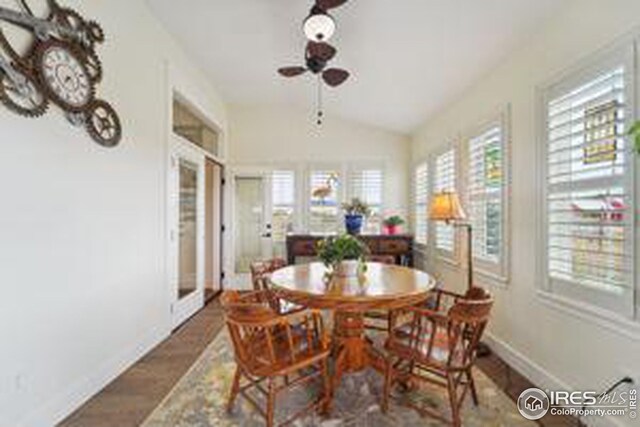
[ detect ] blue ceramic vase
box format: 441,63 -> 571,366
345,214 -> 364,235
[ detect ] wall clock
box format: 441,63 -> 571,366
0,0 -> 122,147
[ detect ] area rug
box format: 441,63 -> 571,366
142,330 -> 533,427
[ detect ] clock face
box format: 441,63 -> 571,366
39,42 -> 93,110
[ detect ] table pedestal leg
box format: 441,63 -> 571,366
331,310 -> 386,398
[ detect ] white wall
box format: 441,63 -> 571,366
228,104 -> 411,213
0,1 -> 227,426
411,1 -> 640,426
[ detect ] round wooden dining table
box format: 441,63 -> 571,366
270,262 -> 436,395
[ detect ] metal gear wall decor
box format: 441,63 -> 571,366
0,0 -> 122,147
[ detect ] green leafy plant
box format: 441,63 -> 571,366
628,120 -> 640,154
383,215 -> 405,226
341,198 -> 371,216
317,234 -> 368,268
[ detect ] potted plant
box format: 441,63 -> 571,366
317,234 -> 368,277
383,215 -> 405,235
341,198 -> 371,235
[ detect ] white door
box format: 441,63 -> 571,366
169,140 -> 205,328
232,175 -> 273,287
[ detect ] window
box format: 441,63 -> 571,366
467,123 -> 508,279
541,46 -> 635,315
434,148 -> 457,254
413,162 -> 429,245
309,169 -> 341,233
173,98 -> 219,156
271,170 -> 295,255
349,167 -> 384,233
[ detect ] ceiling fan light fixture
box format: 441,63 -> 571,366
303,8 -> 335,42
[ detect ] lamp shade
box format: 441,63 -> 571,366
429,191 -> 467,222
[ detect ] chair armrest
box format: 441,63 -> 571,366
265,308 -> 319,325
434,288 -> 466,300
389,305 -> 450,335
402,305 -> 450,325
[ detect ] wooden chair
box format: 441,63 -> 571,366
250,258 -> 301,315
381,289 -> 494,427
250,258 -> 285,291
221,291 -> 332,427
427,286 -> 491,311
393,286 -> 490,340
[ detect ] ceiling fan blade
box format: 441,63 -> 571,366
322,68 -> 350,87
306,41 -> 336,62
316,0 -> 348,10
278,66 -> 307,77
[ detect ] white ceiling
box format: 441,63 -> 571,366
146,0 -> 566,133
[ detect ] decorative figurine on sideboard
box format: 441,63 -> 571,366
0,0 -> 122,147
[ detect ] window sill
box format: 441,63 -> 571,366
536,290 -> 640,342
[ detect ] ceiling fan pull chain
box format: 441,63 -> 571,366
317,74 -> 323,125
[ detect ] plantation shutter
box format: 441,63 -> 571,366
271,170 -> 295,244
414,163 -> 429,245
349,168 -> 384,233
349,169 -> 383,208
543,58 -> 635,314
468,126 -> 504,264
309,169 -> 341,233
435,149 -> 456,253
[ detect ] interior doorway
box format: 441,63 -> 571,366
232,175 -> 274,287
169,141 -> 205,328
205,159 -> 223,302
168,94 -> 225,329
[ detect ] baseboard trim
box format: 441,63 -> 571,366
20,325 -> 170,427
484,333 -> 628,427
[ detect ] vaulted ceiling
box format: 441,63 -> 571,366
147,0 -> 566,133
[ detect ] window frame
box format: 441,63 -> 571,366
462,109 -> 511,285
171,93 -> 223,160
347,162 -> 386,234
412,160 -> 430,247
536,39 -> 637,318
432,142 -> 461,265
305,163 -> 345,234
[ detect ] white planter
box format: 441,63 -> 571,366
334,260 -> 360,277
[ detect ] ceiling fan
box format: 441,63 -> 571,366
277,0 -> 351,125
277,41 -> 350,88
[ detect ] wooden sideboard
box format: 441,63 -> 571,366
286,234 -> 414,267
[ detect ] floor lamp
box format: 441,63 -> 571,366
429,191 -> 473,291
429,191 -> 491,357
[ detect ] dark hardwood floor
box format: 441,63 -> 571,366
58,300 -> 225,427
59,298 -> 581,427
475,351 -> 582,427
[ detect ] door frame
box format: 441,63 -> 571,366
205,158 -> 225,302
227,167 -> 273,288
168,137 -> 206,329
164,66 -> 228,332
